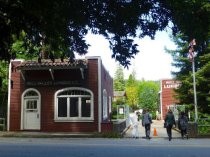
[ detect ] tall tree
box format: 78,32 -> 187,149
114,64 -> 125,91
1,0 -> 175,67
125,70 -> 138,109
165,1 -> 210,114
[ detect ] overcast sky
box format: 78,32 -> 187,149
76,30 -> 177,81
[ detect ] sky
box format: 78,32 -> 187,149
76,31 -> 177,81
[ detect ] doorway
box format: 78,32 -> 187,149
22,89 -> 40,130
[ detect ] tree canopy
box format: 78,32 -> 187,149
165,1 -> 210,114
137,81 -> 159,112
0,0 -> 175,67
114,64 -> 125,91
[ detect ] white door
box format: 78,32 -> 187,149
23,99 -> 40,130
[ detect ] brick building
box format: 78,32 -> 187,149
7,56 -> 113,133
160,79 -> 181,120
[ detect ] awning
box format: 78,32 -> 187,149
16,59 -> 88,81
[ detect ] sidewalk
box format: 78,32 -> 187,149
0,131 -> 94,138
124,119 -> 181,139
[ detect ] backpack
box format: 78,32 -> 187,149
179,116 -> 187,130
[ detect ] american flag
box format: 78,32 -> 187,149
188,39 -> 196,61
189,39 -> 196,47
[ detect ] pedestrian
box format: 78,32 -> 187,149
156,110 -> 159,120
142,109 -> 152,139
178,111 -> 188,139
164,109 -> 176,141
130,112 -> 139,138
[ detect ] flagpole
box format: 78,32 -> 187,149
192,57 -> 198,122
189,39 -> 198,122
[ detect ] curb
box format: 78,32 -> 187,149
0,131 -> 95,138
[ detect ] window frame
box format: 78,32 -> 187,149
54,87 -> 94,122
102,89 -> 108,120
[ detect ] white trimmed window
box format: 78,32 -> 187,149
54,87 -> 94,122
102,89 -> 108,120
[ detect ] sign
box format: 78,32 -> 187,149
119,108 -> 124,114
26,80 -> 81,86
163,80 -> 181,89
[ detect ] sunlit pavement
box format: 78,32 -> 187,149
124,118 -> 181,139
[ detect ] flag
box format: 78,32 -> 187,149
188,47 -> 194,61
188,39 -> 196,61
189,39 -> 196,48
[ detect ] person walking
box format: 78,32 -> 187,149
164,109 -> 176,141
178,111 -> 188,139
142,109 -> 152,139
130,112 -> 139,138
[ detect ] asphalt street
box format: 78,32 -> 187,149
0,137 -> 210,157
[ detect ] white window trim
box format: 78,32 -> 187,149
103,89 -> 108,120
54,87 -> 94,122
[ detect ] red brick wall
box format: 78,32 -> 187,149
9,59 -> 100,132
161,79 -> 180,119
100,61 -> 113,119
9,61 -> 24,130
85,59 -> 99,131
9,58 -> 113,132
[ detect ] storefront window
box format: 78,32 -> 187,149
58,98 -> 67,117
55,87 -> 94,121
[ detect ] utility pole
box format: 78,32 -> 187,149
188,39 -> 198,122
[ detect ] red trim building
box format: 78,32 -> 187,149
7,57 -> 113,133
160,79 -> 181,119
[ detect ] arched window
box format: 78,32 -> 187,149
54,87 -> 94,122
103,89 -> 108,120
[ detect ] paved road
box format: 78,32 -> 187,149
0,137 -> 210,157
124,114 -> 181,139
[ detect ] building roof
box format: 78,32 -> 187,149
16,59 -> 88,70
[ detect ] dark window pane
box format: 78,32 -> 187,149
70,98 -> 78,117
24,91 -> 38,97
58,98 -> 67,117
81,98 -> 91,117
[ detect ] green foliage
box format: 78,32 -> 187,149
125,71 -> 138,110
114,65 -> 125,91
166,0 -> 210,113
197,113 -> 210,135
0,0 -> 182,67
0,61 -> 8,117
0,61 -> 8,91
167,23 -> 210,114
165,0 -> 210,114
11,31 -> 40,60
112,98 -> 126,120
137,81 -> 160,113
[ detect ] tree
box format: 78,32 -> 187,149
1,0 -> 175,67
113,64 -> 125,91
0,60 -> 9,117
137,81 -> 159,113
165,1 -> 210,114
125,70 -> 138,110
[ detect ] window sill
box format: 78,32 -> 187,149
54,118 -> 94,123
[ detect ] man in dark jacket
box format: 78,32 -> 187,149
142,109 -> 152,139
165,109 -> 176,141
178,111 -> 188,139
